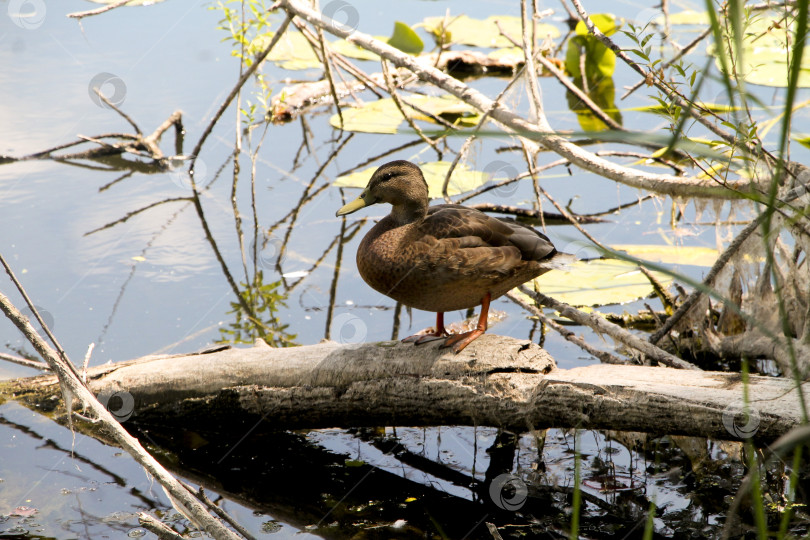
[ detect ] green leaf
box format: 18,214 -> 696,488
567,14 -> 619,80
565,34 -> 616,80
421,14 -> 559,48
529,258 -> 673,307
334,161 -> 492,197
387,21 -> 424,54
575,13 -> 619,37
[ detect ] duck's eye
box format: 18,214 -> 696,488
382,172 -> 393,181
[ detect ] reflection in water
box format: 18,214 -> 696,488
217,270 -> 297,347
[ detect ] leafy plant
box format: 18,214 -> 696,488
217,271 -> 297,348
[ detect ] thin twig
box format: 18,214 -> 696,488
518,286 -> 700,370
83,197 -> 193,236
0,352 -> 51,371
316,26 -> 345,129
506,291 -> 629,364
649,213 -> 766,344
67,0 -> 132,20
190,15 -> 292,167
440,57 -> 532,202
0,253 -> 77,379
467,203 -> 605,224
622,27 -> 712,100
496,13 -> 623,131
192,485 -> 258,540
137,514 -> 187,540
92,88 -> 141,135
381,60 -> 442,158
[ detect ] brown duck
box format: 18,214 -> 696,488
337,160 -> 567,353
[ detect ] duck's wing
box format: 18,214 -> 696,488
424,205 -> 557,262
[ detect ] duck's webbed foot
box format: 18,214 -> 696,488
439,292 -> 491,354
440,329 -> 486,353
402,312 -> 448,345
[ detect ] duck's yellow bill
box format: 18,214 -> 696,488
336,195 -> 370,216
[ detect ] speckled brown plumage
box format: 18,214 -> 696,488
336,160 -> 566,352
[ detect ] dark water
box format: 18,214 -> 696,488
1,1 -> 808,538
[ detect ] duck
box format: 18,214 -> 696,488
336,160 -> 567,353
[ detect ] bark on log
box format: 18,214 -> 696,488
3,335 -> 806,443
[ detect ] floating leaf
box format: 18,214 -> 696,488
420,161 -> 489,197
331,38 -> 380,61
334,161 -> 491,197
528,258 -> 672,307
258,31 -> 321,70
422,14 -> 558,48
330,99 -> 403,134
710,15 -> 810,87
488,47 -> 525,63
664,10 -> 710,26
387,21 -> 424,54
329,95 -> 480,133
612,244 -> 719,267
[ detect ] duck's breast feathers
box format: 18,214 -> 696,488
422,205 -> 557,262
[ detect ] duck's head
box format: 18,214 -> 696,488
336,160 -> 429,222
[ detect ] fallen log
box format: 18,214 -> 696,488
3,335 -> 805,444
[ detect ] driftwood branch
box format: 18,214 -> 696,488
5,338 -> 805,444
0,290 -> 241,539
0,110 -> 183,165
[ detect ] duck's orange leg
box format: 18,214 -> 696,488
402,312 -> 448,344
441,293 -> 490,353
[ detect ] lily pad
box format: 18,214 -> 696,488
612,244 -> 719,267
329,95 -> 481,133
528,258 -> 673,307
664,10 -> 710,26
487,47 -> 525,64
330,99 -> 403,134
332,38 -> 380,61
257,31 -> 322,71
710,14 -> 810,88
422,14 -> 559,49
334,161 -> 491,198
